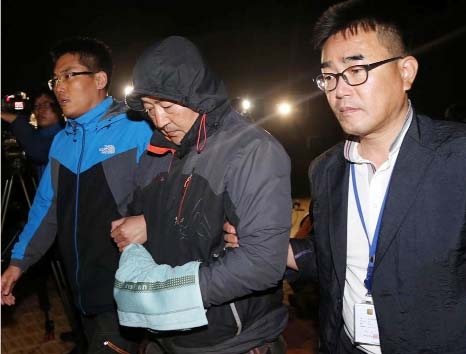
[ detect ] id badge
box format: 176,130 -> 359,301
354,300 -> 380,345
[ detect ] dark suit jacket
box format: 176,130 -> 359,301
291,110 -> 466,354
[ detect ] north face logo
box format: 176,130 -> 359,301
99,145 -> 116,154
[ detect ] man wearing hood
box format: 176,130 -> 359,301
113,36 -> 292,354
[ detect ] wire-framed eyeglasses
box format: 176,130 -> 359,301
314,57 -> 403,92
48,71 -> 95,90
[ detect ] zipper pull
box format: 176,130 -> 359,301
175,173 -> 193,225
184,174 -> 192,188
103,340 -> 130,354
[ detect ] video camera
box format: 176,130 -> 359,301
1,92 -> 31,173
1,91 -> 31,114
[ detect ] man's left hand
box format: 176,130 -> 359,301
111,215 -> 147,252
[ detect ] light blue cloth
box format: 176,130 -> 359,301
114,243 -> 207,331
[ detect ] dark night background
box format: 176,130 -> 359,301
2,0 -> 466,197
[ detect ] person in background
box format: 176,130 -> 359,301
113,35 -> 292,354
1,36 -> 153,354
226,0 -> 466,353
1,89 -> 65,340
1,89 -> 65,180
286,208 -> 319,321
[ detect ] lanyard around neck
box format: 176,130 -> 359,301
350,163 -> 391,295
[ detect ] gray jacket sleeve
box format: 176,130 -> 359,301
199,136 -> 292,306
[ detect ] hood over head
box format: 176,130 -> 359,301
125,36 -> 229,115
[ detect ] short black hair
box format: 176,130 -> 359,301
312,0 -> 411,56
50,36 -> 113,90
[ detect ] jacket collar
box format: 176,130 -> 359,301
64,97 -> 127,133
325,147 -> 350,290
374,108 -> 434,268
147,102 -> 229,158
328,108 -> 433,286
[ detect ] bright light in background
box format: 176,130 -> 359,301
231,97 -> 253,117
277,101 -> 292,116
124,85 -> 134,96
241,99 -> 252,112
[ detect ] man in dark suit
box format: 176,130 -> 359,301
285,1 -> 466,353
224,0 -> 466,353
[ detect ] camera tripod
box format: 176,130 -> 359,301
1,158 -> 82,344
1,156 -> 35,235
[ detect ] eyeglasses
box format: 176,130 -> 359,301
33,102 -> 55,110
48,71 -> 95,90
314,57 -> 403,92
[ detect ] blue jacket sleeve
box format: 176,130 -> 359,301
289,236 -> 318,283
9,114 -> 56,165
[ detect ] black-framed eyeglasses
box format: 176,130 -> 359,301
48,71 -> 95,90
314,57 -> 403,92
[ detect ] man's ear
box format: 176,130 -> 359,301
399,56 -> 418,91
95,71 -> 108,90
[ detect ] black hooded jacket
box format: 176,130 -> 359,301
128,36 -> 292,353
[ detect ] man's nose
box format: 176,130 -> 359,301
54,78 -> 66,93
152,108 -> 170,129
334,74 -> 352,97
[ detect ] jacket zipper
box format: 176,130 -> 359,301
175,173 -> 192,225
73,122 -> 86,314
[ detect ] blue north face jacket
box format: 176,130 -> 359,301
10,97 -> 153,315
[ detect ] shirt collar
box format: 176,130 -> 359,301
344,100 -> 413,164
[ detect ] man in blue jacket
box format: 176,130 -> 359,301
1,36 -> 152,354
